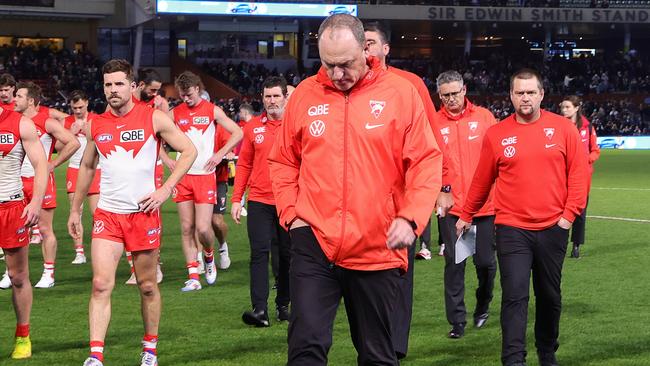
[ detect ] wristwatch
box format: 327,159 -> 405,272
440,185 -> 452,193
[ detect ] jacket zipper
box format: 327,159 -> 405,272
333,93 -> 350,265
455,120 -> 466,198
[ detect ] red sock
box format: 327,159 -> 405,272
203,248 -> 214,264
142,334 -> 158,355
15,323 -> 29,337
186,261 -> 199,281
90,340 -> 104,362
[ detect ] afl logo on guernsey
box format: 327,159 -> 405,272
0,133 -> 14,144
97,134 -> 113,143
179,119 -> 189,126
120,129 -> 145,143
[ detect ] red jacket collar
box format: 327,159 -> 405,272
440,98 -> 475,121
316,56 -> 383,92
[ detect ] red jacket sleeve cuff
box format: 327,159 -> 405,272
280,207 -> 297,231
561,210 -> 577,223
460,212 -> 473,223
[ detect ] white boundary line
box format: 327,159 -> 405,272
591,187 -> 650,191
588,215 -> 650,223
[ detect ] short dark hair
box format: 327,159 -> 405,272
239,103 -> 254,114
318,14 -> 365,48
175,71 -> 204,91
0,73 -> 16,88
363,22 -> 389,45
102,59 -> 135,82
262,76 -> 288,96
138,68 -> 163,85
16,81 -> 41,106
510,68 -> 544,91
69,90 -> 88,103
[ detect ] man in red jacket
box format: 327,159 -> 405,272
231,76 -> 291,327
457,69 -> 589,366
436,70 -> 498,339
269,14 -> 441,365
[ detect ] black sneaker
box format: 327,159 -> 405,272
570,244 -> 580,258
474,312 -> 489,328
276,305 -> 290,322
538,351 -> 559,366
448,323 -> 465,339
242,309 -> 270,327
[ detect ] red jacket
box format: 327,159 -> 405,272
231,112 -> 280,205
388,66 -> 453,186
578,116 -> 600,168
460,110 -> 589,230
268,57 -> 442,272
438,99 -> 497,217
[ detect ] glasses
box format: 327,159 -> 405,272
440,89 -> 464,100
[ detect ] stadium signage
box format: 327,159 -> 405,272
359,5 -> 650,23
157,1 -> 357,18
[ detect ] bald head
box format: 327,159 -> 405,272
317,14 -> 369,91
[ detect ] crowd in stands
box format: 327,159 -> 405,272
1,44 -> 647,136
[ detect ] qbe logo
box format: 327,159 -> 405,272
0,133 -> 14,144
193,116 -> 210,125
120,129 -> 145,143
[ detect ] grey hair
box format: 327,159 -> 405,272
436,70 -> 464,91
318,14 -> 365,48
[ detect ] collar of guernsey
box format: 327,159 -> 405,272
316,56 -> 383,91
258,111 -> 282,125
440,98 -> 475,121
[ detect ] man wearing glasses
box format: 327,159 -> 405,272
436,70 -> 498,339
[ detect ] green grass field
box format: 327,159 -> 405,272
1,149 -> 649,366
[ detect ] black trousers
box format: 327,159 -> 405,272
287,227 -> 401,366
571,196 -> 589,246
440,214 -> 497,326
419,217 -> 432,245
392,240 -> 415,359
496,224 -> 569,365
246,201 -> 291,311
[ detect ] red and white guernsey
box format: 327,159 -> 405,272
20,107 -> 53,178
92,104 -> 159,213
173,100 -> 216,175
0,108 -> 25,201
64,113 -> 98,169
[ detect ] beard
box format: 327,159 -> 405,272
140,90 -> 154,102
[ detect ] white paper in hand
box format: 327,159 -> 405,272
455,225 -> 477,264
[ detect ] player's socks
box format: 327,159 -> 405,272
75,245 -> 85,256
142,334 -> 158,355
186,261 -> 199,281
89,340 -> 105,362
203,248 -> 214,264
15,323 -> 29,337
44,262 -> 55,277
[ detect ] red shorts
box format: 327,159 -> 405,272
22,173 -> 56,209
92,208 -> 161,252
155,163 -> 164,189
67,167 -> 101,195
0,201 -> 29,249
172,174 -> 216,204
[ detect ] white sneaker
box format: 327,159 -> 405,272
156,263 -> 163,284
140,351 -> 158,366
0,270 -> 12,289
34,272 -> 55,288
72,253 -> 87,265
83,357 -> 104,366
416,247 -> 432,260
181,278 -> 202,292
125,272 -> 137,285
205,259 -> 217,285
218,243 -> 231,269
30,233 -> 42,245
438,243 -> 446,257
240,206 -> 248,217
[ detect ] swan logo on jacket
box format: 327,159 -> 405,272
369,100 -> 386,119
544,128 -> 555,140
